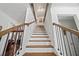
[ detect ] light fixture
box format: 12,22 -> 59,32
37,6 -> 45,12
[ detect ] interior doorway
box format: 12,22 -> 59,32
58,15 -> 78,30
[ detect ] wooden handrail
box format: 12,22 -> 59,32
43,3 -> 49,22
11,29 -> 24,32
53,23 -> 79,36
0,26 -> 2,31
0,21 -> 35,37
31,4 -> 37,22
25,21 -> 35,25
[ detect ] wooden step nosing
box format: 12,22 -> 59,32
26,45 -> 53,48
23,52 -> 57,56
25,51 -> 54,53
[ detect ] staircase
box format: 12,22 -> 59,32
23,25 -> 56,56
1,21 -> 79,56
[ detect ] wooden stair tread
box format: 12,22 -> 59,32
29,40 -> 51,42
26,45 -> 53,48
23,52 -> 57,56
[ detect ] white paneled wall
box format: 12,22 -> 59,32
44,5 -> 55,46
20,4 -> 36,55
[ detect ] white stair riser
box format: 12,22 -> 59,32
28,42 -> 51,45
32,35 -> 48,36
24,48 -> 55,52
31,35 -> 49,38
30,38 -> 49,40
32,34 -> 47,35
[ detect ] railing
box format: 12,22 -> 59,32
0,21 -> 35,56
0,26 -> 2,41
53,23 -> 79,56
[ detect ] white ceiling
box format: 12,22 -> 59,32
33,3 -> 47,20
52,3 -> 79,7
0,3 -> 27,23
0,3 -> 79,24
0,3 -> 47,23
